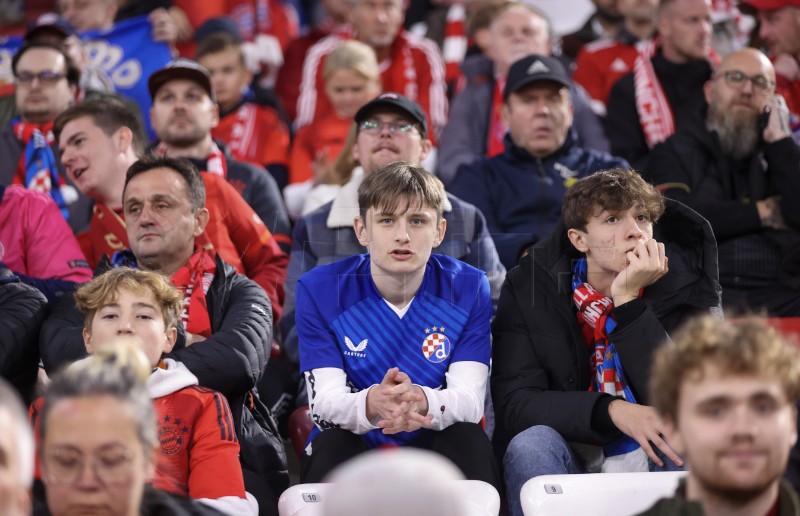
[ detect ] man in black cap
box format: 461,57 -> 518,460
147,58 -> 291,253
450,54 -> 628,270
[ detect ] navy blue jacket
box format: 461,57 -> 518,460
450,130 -> 628,269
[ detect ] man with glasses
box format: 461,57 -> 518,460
285,92 -> 504,321
450,55 -> 627,270
645,47 -> 800,315
0,42 -> 92,233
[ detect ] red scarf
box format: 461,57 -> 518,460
155,142 -> 228,178
12,120 -> 72,219
573,281 -> 619,392
216,103 -> 257,163
384,36 -> 420,103
633,39 -> 719,148
632,40 -> 676,149
442,3 -> 467,86
487,78 -> 507,158
171,249 -> 217,338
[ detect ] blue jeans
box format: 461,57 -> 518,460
503,426 -> 684,516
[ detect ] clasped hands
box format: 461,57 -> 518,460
366,367 -> 433,434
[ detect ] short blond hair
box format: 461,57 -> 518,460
650,315 -> 800,423
75,267 -> 182,331
324,40 -> 380,83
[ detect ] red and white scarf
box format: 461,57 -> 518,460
442,3 -> 467,86
633,39 -> 719,148
155,141 -> 228,178
632,40 -> 676,149
171,248 -> 217,338
224,103 -> 258,163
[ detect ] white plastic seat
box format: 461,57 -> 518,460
521,471 -> 687,516
278,480 -> 501,516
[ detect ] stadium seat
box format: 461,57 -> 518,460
278,480 -> 501,516
520,471 -> 687,516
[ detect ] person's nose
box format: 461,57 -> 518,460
73,459 -> 102,490
394,220 -> 410,243
116,316 -> 135,336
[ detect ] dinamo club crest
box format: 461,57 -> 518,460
421,327 -> 451,363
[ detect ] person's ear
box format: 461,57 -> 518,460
790,404 -> 798,448
567,228 -> 589,253
83,327 -> 93,354
163,326 -> 177,354
209,102 -> 219,129
418,138 -> 433,162
433,217 -> 447,248
500,102 -> 511,127
704,79 -> 714,105
115,126 -> 134,154
193,207 -> 210,236
354,215 -> 369,247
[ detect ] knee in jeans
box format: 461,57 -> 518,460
506,425 -> 564,457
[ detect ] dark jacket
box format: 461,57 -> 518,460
605,50 -> 712,167
0,125 -> 94,234
490,199 -> 722,455
0,266 -> 47,404
636,478 -> 800,516
39,253 -> 289,493
644,124 -> 800,289
437,54 -> 611,185
450,130 -> 628,270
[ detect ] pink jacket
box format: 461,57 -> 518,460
0,185 -> 92,283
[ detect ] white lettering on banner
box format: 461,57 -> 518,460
0,48 -> 13,86
83,40 -> 142,89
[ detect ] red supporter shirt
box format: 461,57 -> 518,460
296,30 -> 448,142
573,36 -> 640,115
288,114 -> 351,184
213,101 -> 290,169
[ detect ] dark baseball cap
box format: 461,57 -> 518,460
195,17 -> 242,43
354,92 -> 428,138
742,0 -> 800,9
25,13 -> 76,42
148,58 -> 216,102
504,54 -> 571,100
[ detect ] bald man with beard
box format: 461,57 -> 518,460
644,47 -> 800,316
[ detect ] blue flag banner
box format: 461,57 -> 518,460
0,35 -> 23,91
81,16 -> 172,139
0,16 -> 170,140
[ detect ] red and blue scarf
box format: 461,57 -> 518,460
13,120 -> 69,220
572,258 -> 640,457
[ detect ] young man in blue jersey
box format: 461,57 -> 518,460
296,161 -> 502,491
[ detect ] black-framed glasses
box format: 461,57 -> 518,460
15,70 -> 67,86
42,445 -> 136,486
359,119 -> 418,135
714,70 -> 775,95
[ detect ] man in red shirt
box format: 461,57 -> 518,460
196,32 -> 291,188
55,97 -> 288,322
573,0 -> 659,117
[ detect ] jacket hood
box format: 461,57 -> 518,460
149,358 -> 199,398
532,198 -> 722,313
